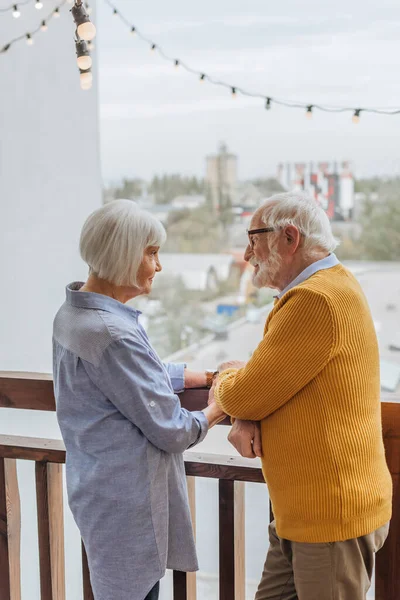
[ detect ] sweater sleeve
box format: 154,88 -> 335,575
214,287 -> 335,420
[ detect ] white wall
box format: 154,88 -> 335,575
0,0 -> 102,373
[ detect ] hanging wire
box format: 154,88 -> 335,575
0,0 -> 33,13
105,0 -> 400,117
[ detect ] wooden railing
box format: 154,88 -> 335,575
0,372 -> 399,600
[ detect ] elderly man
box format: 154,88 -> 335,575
210,191 -> 392,600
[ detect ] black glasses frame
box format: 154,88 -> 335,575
246,227 -> 275,236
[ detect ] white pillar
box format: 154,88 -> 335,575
0,0 -> 102,373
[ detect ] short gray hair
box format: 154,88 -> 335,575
260,191 -> 339,255
80,199 -> 166,286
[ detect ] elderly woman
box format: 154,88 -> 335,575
53,199 -> 224,600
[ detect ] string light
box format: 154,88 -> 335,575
80,68 -> 93,90
53,7 -> 60,17
306,105 -> 313,119
76,39 -> 92,70
352,109 -> 361,124
112,8 -> 117,16
1,1 -> 67,54
130,26 -> 136,35
102,0 -> 400,120
174,59 -> 179,68
231,86 -> 236,98
35,0 -> 43,9
71,1 -> 96,41
12,5 -> 21,18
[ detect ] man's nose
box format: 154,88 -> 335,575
244,243 -> 252,262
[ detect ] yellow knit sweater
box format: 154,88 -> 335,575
215,264 -> 392,543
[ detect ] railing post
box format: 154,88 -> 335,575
375,403 -> 400,600
173,570 -> 187,600
0,458 -> 21,600
186,476 -> 197,600
35,462 -> 65,600
82,541 -> 94,600
219,479 -> 245,600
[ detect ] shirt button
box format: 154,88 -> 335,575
149,401 -> 156,408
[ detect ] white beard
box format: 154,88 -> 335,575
250,253 -> 281,289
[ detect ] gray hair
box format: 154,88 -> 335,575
80,199 -> 166,286
260,191 -> 339,255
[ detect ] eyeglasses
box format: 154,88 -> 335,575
246,227 -> 275,248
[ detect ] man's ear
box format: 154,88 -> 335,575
284,225 -> 301,252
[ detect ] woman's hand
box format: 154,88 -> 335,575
203,402 -> 226,428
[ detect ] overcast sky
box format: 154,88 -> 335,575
97,0 -> 400,182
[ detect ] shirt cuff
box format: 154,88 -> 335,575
188,410 -> 209,448
163,362 -> 187,393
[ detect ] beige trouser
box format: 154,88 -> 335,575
255,520 -> 390,600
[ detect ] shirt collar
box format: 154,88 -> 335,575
275,253 -> 340,300
66,282 -> 141,321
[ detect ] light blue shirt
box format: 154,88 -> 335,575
53,283 -> 208,600
275,253 -> 340,300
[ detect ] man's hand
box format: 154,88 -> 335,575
218,360 -> 246,372
228,420 -> 262,458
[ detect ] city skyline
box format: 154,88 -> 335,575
98,0 -> 400,181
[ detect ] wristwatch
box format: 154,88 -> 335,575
205,370 -> 219,389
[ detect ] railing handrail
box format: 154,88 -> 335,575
0,371 -> 234,424
0,433 -> 264,483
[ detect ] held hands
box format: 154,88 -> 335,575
228,420 -> 262,459
218,360 -> 247,372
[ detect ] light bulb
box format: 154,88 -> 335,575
306,106 -> 313,119
77,55 -> 92,70
113,8 -> 117,16
231,87 -> 236,97
151,44 -> 156,52
77,21 -> 96,41
352,109 -> 361,124
80,80 -> 92,90
80,71 -> 93,85
12,5 -> 21,18
200,74 -> 205,82
35,0 -> 43,9
41,20 -> 48,31
53,8 -> 60,18
265,98 -> 272,110
174,59 -> 179,68
131,26 -> 136,34
26,34 -> 34,46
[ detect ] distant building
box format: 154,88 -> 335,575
154,253 -> 235,292
171,195 -> 206,210
277,161 -> 355,220
206,143 -> 238,213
